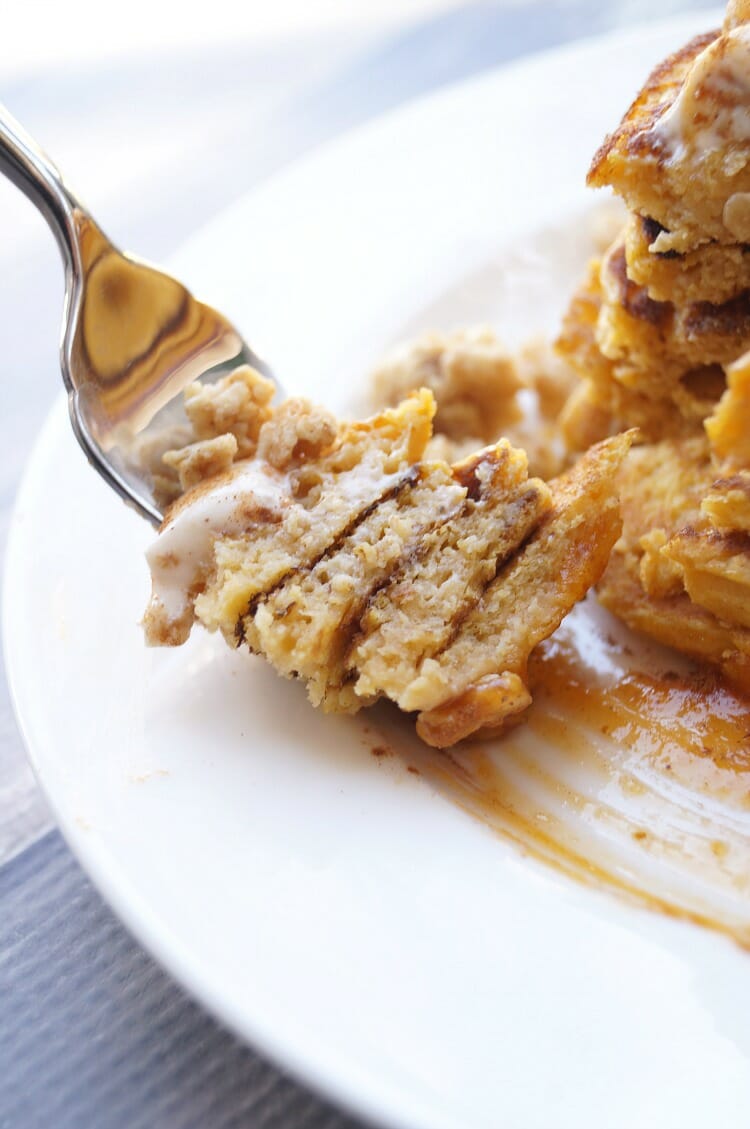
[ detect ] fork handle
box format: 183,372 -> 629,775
0,103 -> 81,274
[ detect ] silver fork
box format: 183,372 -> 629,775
0,105 -> 277,527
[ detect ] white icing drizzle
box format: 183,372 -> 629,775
652,26 -> 750,159
146,461 -> 289,620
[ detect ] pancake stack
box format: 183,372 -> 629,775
558,0 -> 750,448
556,0 -> 750,690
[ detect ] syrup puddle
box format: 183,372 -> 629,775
375,597 -> 750,947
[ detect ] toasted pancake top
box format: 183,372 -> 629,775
588,31 -> 719,183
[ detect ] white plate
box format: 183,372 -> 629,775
7,12 -> 750,1129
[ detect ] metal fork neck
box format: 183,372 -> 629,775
0,104 -> 81,275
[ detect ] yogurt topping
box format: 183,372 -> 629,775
146,460 -> 289,621
653,26 -> 750,158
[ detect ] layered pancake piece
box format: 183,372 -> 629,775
351,444 -> 549,704
245,462 -> 469,711
371,326 -> 574,479
410,433 -> 631,746
371,327 -> 524,443
237,436 -> 556,738
144,368 -> 631,745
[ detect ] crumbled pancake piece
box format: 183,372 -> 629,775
637,529 -> 685,599
416,674 -> 533,749
588,22 -> 750,252
599,552 -> 750,692
134,422 -> 194,509
425,429 -> 568,476
351,444 -> 550,705
371,327 -> 523,441
706,349 -> 750,465
556,259 -> 619,447
256,398 -> 337,471
425,418 -> 566,483
404,433 -> 633,745
157,366 -> 341,506
664,525 -> 750,628
703,472 -> 750,529
373,329 -> 572,478
559,382 -> 617,452
516,336 -> 580,418
608,437 -> 713,601
151,366 -> 277,510
624,213 -> 750,305
183,365 -> 275,458
598,436 -> 750,689
609,437 -> 713,564
163,434 -> 238,492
